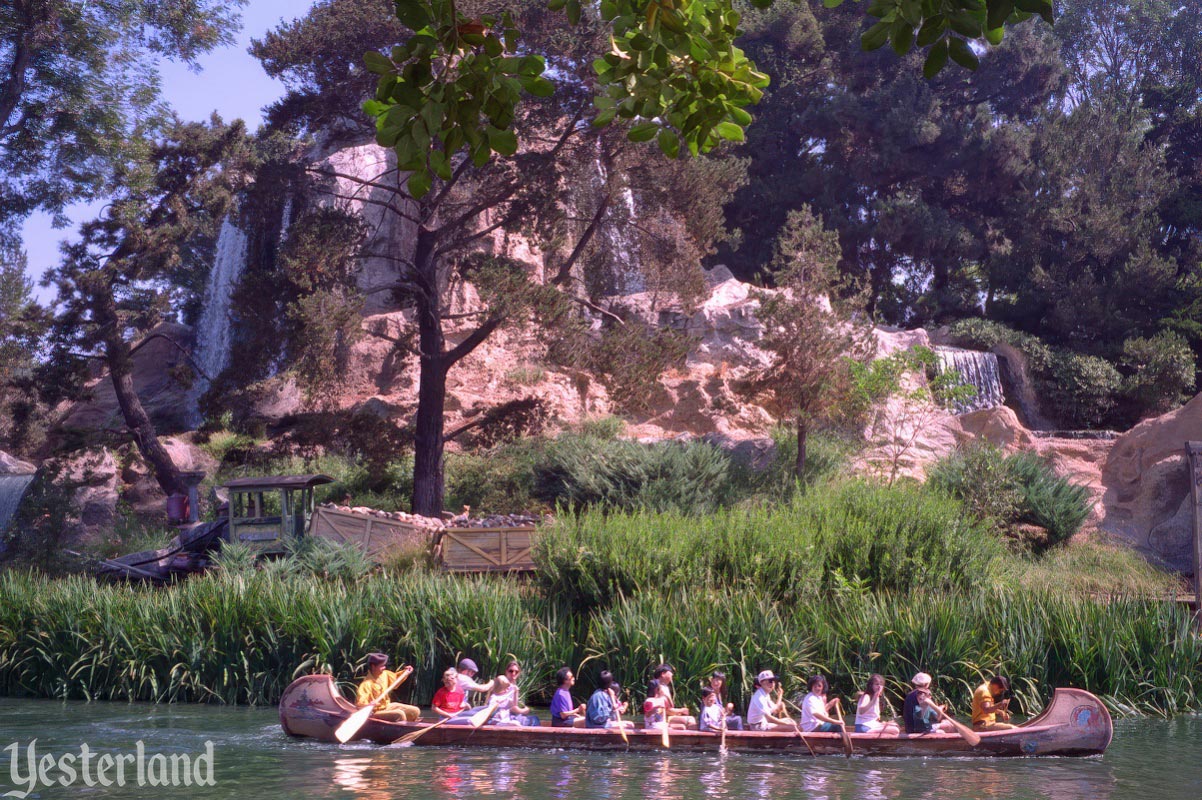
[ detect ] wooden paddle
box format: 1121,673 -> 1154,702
469,698 -> 500,728
935,704 -> 982,747
336,666 -> 413,743
609,688 -> 629,745
834,698 -> 853,758
783,699 -> 817,758
393,714 -> 454,746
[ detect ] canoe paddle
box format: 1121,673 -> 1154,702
608,688 -> 629,745
834,698 -> 853,758
393,715 -> 454,746
784,700 -> 817,757
336,666 -> 413,743
935,705 -> 982,747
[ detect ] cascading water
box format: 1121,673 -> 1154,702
0,474 -> 34,541
933,346 -> 1006,413
589,146 -> 644,295
189,217 -> 249,422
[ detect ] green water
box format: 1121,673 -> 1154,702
0,699 -> 1199,799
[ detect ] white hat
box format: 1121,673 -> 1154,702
911,672 -> 932,687
756,670 -> 778,684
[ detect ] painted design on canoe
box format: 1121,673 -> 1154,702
279,675 -> 1113,757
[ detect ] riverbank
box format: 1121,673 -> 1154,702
1,566 -> 1197,718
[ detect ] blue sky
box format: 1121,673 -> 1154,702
21,0 -> 317,300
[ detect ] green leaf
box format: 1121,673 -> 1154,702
948,37 -> 980,70
823,0 -> 844,7
394,0 -> 431,31
566,0 -> 582,25
984,26 -> 1004,45
891,23 -> 915,55
520,76 -> 555,97
364,51 -> 393,75
363,99 -> 388,117
428,149 -> 453,181
923,38 -> 949,78
861,21 -> 891,51
916,16 -> 945,47
627,122 -> 659,142
485,126 -> 519,156
986,0 -> 1015,30
715,121 -> 745,142
657,129 -> 680,158
1013,0 -> 1053,24
728,106 -> 753,126
483,35 -> 503,58
406,168 -> 432,199
593,107 -> 618,127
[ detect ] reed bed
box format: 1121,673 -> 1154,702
1,569 -> 1197,717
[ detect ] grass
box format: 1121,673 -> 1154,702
1003,539 -> 1186,597
0,569 -> 1196,717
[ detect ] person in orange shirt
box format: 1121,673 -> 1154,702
355,652 -> 420,722
971,675 -> 1016,731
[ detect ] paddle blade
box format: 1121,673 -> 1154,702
469,705 -> 494,728
335,705 -> 374,743
661,723 -> 670,748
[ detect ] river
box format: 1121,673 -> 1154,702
0,699 -> 1198,799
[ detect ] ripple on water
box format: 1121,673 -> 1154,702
0,701 -> 1198,800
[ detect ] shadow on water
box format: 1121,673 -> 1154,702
1,700 -> 1198,800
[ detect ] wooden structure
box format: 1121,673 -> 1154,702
438,525 -> 537,572
223,474 -> 333,554
279,675 -> 1113,757
309,505 -> 434,560
1185,443 -> 1202,630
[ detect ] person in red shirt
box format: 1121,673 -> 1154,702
431,667 -> 469,719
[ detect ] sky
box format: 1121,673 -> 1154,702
20,0 -> 317,301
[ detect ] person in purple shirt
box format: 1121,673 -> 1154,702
549,666 -> 586,727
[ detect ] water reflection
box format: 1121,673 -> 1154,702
0,700 -> 1188,800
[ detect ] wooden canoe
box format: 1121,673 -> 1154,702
278,675 -> 1112,757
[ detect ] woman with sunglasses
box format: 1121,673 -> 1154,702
494,660 -> 540,726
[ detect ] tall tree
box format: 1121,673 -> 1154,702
0,0 -> 246,244
744,206 -> 874,478
44,118 -> 252,495
0,244 -> 47,453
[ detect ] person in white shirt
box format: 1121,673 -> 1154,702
855,673 -> 900,735
745,670 -> 799,732
455,658 -> 495,703
799,674 -> 846,734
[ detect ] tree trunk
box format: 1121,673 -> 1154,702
410,230 -> 447,518
103,328 -> 183,497
795,417 -> 808,481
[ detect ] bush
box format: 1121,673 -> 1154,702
533,480 -> 1002,610
1120,331 -> 1196,420
929,443 -> 1092,550
1038,351 -> 1123,430
533,435 -> 734,513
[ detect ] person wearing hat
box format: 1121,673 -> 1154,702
355,653 -> 420,722
902,672 -> 956,734
746,670 -> 799,732
454,657 -> 496,702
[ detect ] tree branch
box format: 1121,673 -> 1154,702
552,192 -> 611,286
443,315 -> 504,367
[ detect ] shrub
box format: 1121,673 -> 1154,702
929,443 -> 1092,550
1038,351 -> 1123,430
1120,331 -> 1195,420
533,480 -> 1002,610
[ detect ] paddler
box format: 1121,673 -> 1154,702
355,652 -> 419,721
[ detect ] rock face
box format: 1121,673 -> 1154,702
1098,394 -> 1202,571
60,323 -> 197,434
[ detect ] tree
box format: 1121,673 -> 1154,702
0,244 -> 47,453
43,118 -> 252,495
0,0 -> 245,243
744,206 -> 874,479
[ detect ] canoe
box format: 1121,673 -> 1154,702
279,675 -> 1113,757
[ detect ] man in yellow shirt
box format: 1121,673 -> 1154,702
356,652 -> 420,721
971,675 -> 1016,731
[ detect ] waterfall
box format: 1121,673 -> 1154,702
933,347 -> 1006,413
589,146 -> 644,295
190,218 -> 249,423
0,474 -> 34,538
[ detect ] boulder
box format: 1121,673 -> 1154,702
1097,393 -> 1202,571
0,450 -> 36,476
959,406 -> 1035,450
60,323 -> 197,434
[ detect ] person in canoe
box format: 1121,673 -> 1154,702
586,670 -> 633,730
746,670 -> 799,732
355,652 -> 419,722
432,667 -> 470,719
854,673 -> 900,735
495,660 -> 540,726
972,675 -> 1017,731
482,675 -> 532,726
903,672 -> 957,734
706,671 -> 744,731
648,664 -> 696,729
455,658 -> 495,701
799,674 -> 847,735
699,687 -> 744,732
550,666 -> 587,727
